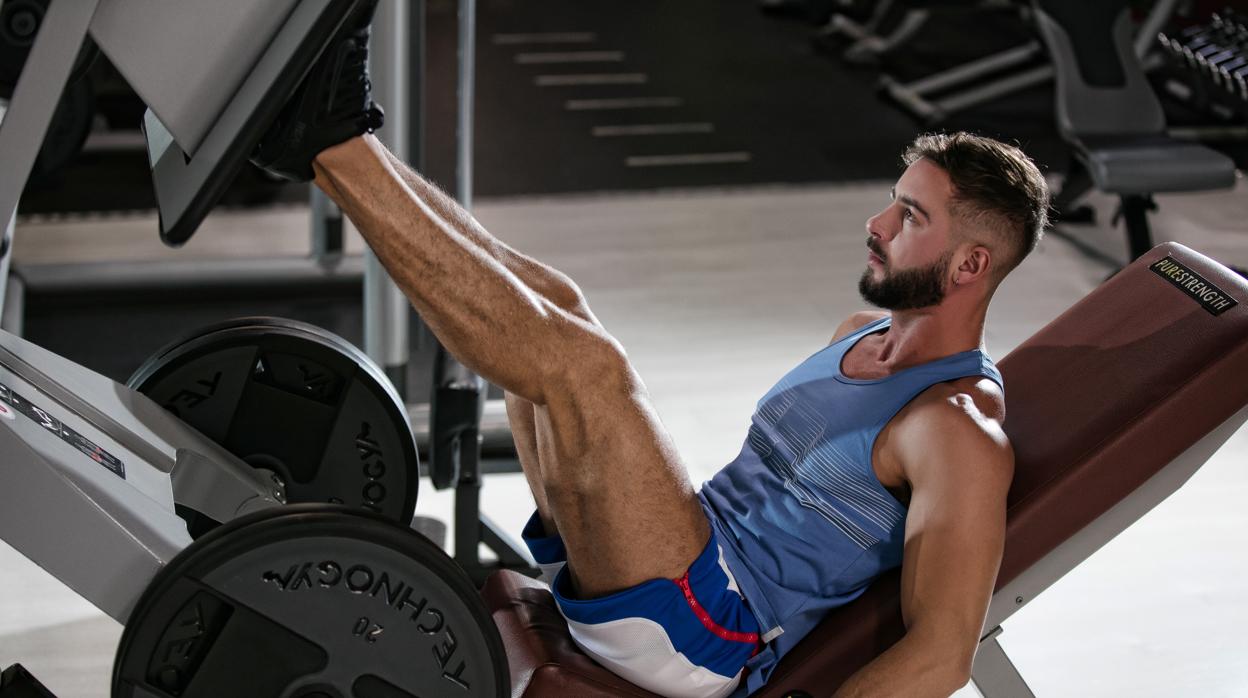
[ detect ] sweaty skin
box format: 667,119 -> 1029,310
313,140 -> 1011,696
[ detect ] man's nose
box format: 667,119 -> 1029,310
865,208 -> 893,240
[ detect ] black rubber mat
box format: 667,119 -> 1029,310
433,0 -> 928,196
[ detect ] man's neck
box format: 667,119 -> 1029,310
870,301 -> 988,371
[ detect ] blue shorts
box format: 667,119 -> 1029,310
522,512 -> 761,698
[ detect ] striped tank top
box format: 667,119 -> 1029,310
698,317 -> 1003,693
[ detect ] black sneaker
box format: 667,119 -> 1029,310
251,0 -> 385,182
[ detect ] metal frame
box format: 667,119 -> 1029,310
11,256 -> 520,447
842,8 -> 931,64
0,272 -> 21,337
0,208 -> 13,334
971,629 -> 1036,698
878,0 -> 1178,125
817,0 -> 931,65
1,0 -> 531,595
0,0 -> 101,231
969,401 -> 1248,696
0,327 -> 282,622
132,1 -> 344,247
0,100 -> 8,326
817,2 -> 887,44
879,41 -> 1051,124
364,0 -> 412,395
438,0 -> 537,583
1,0 -> 522,456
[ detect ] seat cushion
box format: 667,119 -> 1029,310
1076,135 -> 1236,195
482,570 -> 660,697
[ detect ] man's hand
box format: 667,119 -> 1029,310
834,392 -> 1013,697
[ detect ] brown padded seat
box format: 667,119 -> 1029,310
482,242 -> 1248,697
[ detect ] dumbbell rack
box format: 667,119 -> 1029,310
1159,11 -> 1248,127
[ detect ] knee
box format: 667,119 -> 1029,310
539,270 -> 598,327
564,331 -> 633,388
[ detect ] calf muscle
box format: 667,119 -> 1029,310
379,150 -> 599,326
313,135 -> 593,404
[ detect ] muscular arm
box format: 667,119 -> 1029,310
833,396 -> 1013,697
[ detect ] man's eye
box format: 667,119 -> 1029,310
903,208 -> 915,221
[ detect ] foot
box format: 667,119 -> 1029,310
250,0 -> 385,182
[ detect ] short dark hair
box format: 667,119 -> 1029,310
902,132 -> 1049,279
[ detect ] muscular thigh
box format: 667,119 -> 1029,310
535,368 -> 710,599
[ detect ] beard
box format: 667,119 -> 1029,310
858,249 -> 953,311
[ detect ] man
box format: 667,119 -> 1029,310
252,5 -> 1049,696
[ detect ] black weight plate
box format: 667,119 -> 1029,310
113,505 -> 509,698
129,318 -> 419,525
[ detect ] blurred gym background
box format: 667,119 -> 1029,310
3,1 -> 1248,696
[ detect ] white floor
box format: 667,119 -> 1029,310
3,180 -> 1247,696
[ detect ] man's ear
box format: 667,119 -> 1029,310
953,245 -> 992,285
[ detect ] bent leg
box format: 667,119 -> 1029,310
348,148 -> 602,541
313,135 -> 708,596
539,354 -> 711,597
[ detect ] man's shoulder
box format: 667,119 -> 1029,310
893,380 -> 1013,487
829,311 -> 890,344
921,374 -> 1006,423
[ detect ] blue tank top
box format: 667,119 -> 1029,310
698,317 -> 1002,693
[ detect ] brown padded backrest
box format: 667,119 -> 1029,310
484,243 -> 1248,697
756,243 -> 1248,695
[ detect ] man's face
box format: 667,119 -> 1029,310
858,159 -> 957,311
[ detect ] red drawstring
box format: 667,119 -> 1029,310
674,571 -> 763,657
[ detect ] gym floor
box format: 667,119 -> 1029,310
4,1 -> 1248,696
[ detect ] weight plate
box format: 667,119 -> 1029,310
129,318 -> 418,525
113,505 -> 509,698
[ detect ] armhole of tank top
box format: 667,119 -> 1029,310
976,358 -> 1004,393
836,316 -> 890,348
863,359 -> 999,507
799,316 -> 891,367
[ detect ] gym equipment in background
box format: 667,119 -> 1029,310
0,1 -> 518,694
870,0 -> 1178,126
0,0 -> 534,582
1037,0 -> 1236,261
1157,9 -> 1248,139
